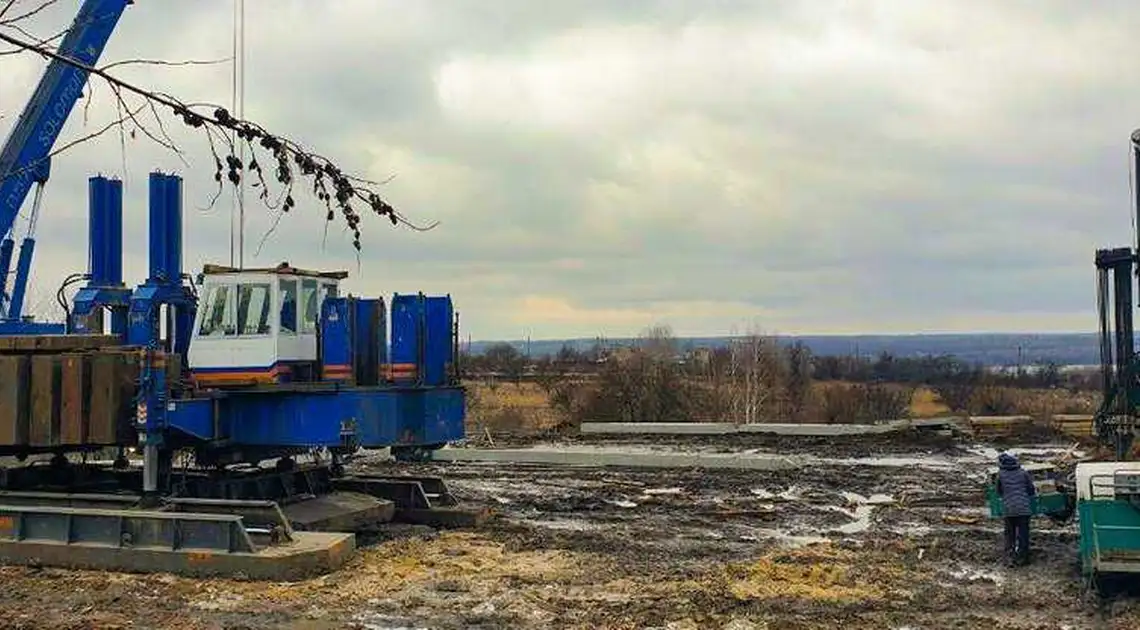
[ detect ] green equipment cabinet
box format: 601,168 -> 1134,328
1072,462 -> 1140,581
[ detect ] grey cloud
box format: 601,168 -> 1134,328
3,0 -> 1140,338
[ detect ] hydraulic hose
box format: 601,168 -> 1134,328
55,272 -> 88,332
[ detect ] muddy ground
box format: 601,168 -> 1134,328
0,431 -> 1135,629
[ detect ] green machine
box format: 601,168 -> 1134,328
982,129 -> 1140,589
984,460 -> 1140,587
984,462 -> 1073,521
1071,129 -> 1140,587
1070,463 -> 1140,585
986,129 -> 1140,589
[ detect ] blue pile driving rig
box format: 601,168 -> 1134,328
0,0 -> 475,579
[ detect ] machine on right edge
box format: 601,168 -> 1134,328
1016,129 -> 1140,590
985,130 -> 1140,591
1071,128 -> 1140,588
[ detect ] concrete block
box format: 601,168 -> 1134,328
579,423 -> 737,435
432,447 -> 799,471
0,531 -> 355,581
578,421 -> 908,437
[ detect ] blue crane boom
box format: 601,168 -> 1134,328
0,0 -> 131,325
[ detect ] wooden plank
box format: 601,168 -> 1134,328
29,355 -> 61,447
60,354 -> 90,445
88,352 -> 122,445
0,355 -> 31,446
87,349 -> 140,445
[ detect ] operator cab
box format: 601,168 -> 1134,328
188,262 -> 346,387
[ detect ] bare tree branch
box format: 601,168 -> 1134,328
0,28 -> 436,253
99,56 -> 231,72
0,0 -> 62,26
43,101 -> 148,163
0,17 -> 68,54
0,0 -> 19,21
144,96 -> 189,168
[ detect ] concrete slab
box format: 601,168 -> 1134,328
579,423 -> 738,435
738,422 -> 906,436
432,447 -> 799,471
579,421 -> 908,436
0,530 -> 356,581
282,491 -> 395,532
396,506 -> 493,528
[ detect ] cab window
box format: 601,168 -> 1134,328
301,279 -> 319,334
317,283 -> 338,319
236,283 -> 272,335
198,284 -> 234,336
279,278 -> 298,334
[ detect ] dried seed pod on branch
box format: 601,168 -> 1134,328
0,27 -> 438,255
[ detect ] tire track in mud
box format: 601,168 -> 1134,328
351,434 -> 1113,628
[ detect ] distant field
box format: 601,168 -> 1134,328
464,380 -> 565,434
462,378 -> 1100,435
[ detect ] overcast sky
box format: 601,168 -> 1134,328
0,0 -> 1136,340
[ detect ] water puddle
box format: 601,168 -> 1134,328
642,487 -> 684,496
945,565 -> 1006,585
966,444 -> 1084,461
526,518 -> 605,532
739,528 -> 830,548
811,455 -> 962,470
353,612 -> 429,630
808,492 -> 897,535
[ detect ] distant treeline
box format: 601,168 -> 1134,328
462,340 -> 1097,392
464,328 -> 1100,426
464,333 -> 1107,368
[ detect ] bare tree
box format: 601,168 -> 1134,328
725,329 -> 785,424
639,323 -> 677,360
784,340 -> 813,421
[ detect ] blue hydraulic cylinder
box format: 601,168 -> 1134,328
72,176 -> 129,336
147,172 -> 182,282
0,0 -> 132,245
7,237 -> 35,319
127,172 -> 194,351
0,237 -> 13,309
88,176 -> 123,287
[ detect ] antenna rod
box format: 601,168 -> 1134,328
229,0 -> 246,268
1132,129 -> 1140,257
237,0 -> 246,268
